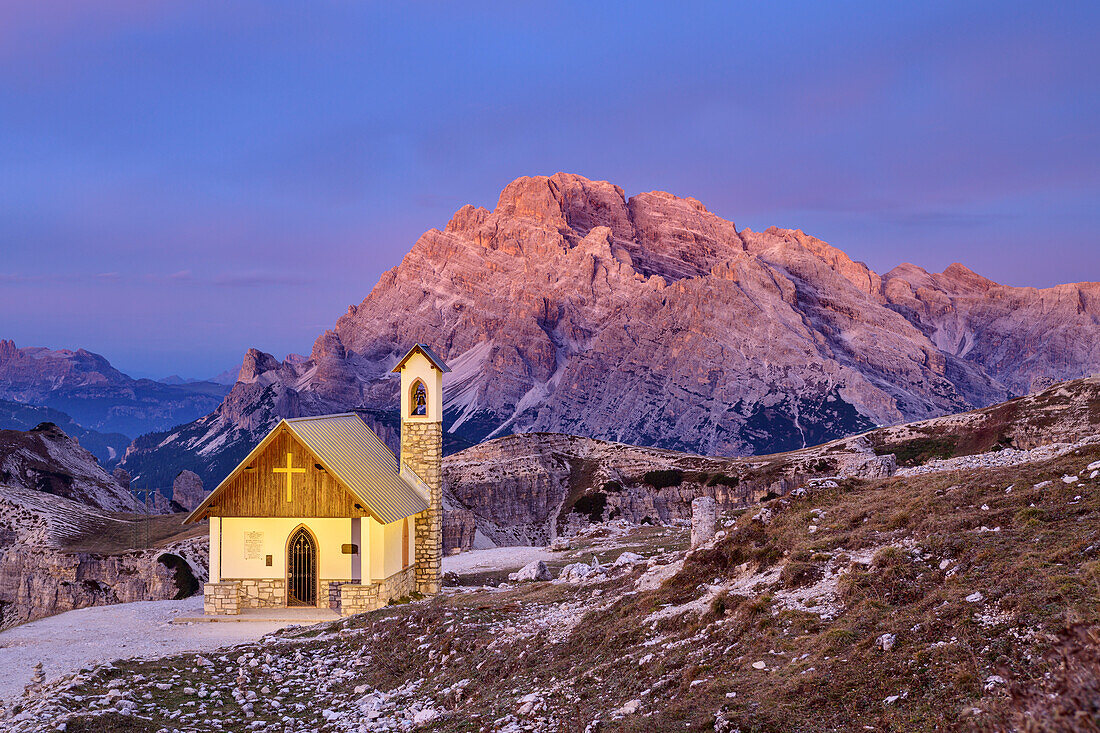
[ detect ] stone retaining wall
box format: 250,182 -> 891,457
339,566 -> 416,616
203,581 -> 240,616
221,578 -> 285,608
326,579 -> 356,610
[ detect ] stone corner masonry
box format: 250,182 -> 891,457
203,581 -> 241,616
401,419 -> 442,596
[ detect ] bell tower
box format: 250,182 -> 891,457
392,344 -> 449,595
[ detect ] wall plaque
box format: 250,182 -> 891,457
244,531 -> 264,560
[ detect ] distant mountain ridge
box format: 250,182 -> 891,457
0,340 -> 231,439
0,399 -> 129,466
118,173 -> 1100,488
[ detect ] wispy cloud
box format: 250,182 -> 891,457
211,272 -> 314,288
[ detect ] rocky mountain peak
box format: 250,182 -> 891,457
311,330 -> 347,361
238,348 -> 281,383
0,424 -> 138,512
0,339 -> 18,360
940,262 -> 997,292
494,173 -> 631,241
118,173 -> 1100,489
0,342 -> 229,439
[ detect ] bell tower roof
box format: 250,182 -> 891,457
391,343 -> 451,373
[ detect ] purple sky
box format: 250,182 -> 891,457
2,1 -> 1098,379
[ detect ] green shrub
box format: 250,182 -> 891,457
642,469 -> 684,489
780,561 -> 822,588
572,491 -> 608,522
1015,506 -> 1049,526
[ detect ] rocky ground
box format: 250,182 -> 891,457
6,439 -> 1099,731
443,376 -> 1100,553
0,595 -> 289,703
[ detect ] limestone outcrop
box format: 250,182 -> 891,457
439,376 -> 1100,551
171,470 -> 205,512
0,426 -> 205,629
0,424 -> 139,513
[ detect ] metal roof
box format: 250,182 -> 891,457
185,413 -> 428,525
391,343 -> 451,373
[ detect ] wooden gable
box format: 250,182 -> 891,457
204,428 -> 371,519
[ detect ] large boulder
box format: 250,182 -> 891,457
508,560 -> 551,582
171,470 -> 205,512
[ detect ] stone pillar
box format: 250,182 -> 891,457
691,496 -> 717,548
403,421 -> 442,595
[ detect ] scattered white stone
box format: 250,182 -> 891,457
876,633 -> 897,652
751,508 -> 774,525
1086,459 -> 1100,472
557,562 -> 594,583
614,699 -> 641,716
966,592 -> 984,603
413,707 -> 441,725
884,695 -> 900,705
751,661 -> 767,670
613,552 -> 645,567
984,675 -> 1007,690
981,504 -> 989,511
1063,475 -> 1079,484
939,559 -> 952,570
508,560 -> 552,582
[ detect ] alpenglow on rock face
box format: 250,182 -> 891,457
119,173 -> 1100,488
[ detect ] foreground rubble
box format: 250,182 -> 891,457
6,443 -> 1100,731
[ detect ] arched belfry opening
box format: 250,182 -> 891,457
410,379 -> 428,416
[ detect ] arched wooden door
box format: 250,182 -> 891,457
287,526 -> 317,606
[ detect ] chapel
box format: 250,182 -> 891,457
185,344 -> 449,616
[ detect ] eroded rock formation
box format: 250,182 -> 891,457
171,470 -> 205,512
0,426 -> 205,629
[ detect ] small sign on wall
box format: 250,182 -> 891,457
244,531 -> 264,560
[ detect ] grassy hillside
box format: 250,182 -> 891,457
11,440 -> 1099,731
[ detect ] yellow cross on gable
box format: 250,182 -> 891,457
273,452 -> 306,502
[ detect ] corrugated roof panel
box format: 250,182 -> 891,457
284,413 -> 428,524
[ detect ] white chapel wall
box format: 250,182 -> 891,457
364,515 -> 414,582
218,517 -> 355,580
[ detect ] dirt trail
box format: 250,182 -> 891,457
0,596 -> 290,703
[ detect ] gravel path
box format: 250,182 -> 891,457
895,434 -> 1100,477
0,596 -> 291,703
442,546 -> 554,574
